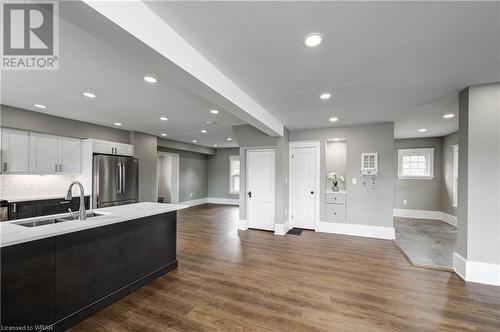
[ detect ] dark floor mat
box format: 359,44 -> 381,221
286,228 -> 303,236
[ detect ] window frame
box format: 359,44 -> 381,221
397,148 -> 435,180
228,155 -> 240,195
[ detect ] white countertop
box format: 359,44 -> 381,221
0,194 -> 91,203
0,202 -> 187,248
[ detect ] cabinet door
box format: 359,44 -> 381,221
115,143 -> 134,156
29,132 -> 59,173
58,137 -> 81,173
92,140 -> 115,155
1,128 -> 29,173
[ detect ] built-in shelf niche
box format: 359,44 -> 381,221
326,138 -> 347,191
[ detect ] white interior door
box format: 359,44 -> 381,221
290,146 -> 318,229
247,149 -> 275,231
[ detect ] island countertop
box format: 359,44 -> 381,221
0,202 -> 187,248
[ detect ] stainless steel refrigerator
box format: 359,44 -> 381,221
93,154 -> 138,208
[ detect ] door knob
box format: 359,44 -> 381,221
247,191 -> 252,198
310,191 -> 314,195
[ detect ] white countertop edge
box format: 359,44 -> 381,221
0,202 -> 188,248
0,194 -> 91,203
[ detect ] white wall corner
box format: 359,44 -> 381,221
316,221 -> 395,240
453,252 -> 500,286
238,219 -> 248,231
207,197 -> 239,205
274,220 -> 291,236
179,198 -> 208,207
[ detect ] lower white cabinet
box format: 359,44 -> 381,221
325,191 -> 346,223
1,128 -> 29,173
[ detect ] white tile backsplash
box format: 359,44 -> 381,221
0,174 -> 83,200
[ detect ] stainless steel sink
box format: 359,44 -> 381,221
13,212 -> 104,227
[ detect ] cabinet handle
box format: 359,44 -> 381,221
2,162 -> 7,172
59,164 -> 62,172
55,164 -> 58,172
12,203 -> 16,213
59,201 -> 70,205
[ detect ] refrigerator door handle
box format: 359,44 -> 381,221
117,163 -> 122,194
122,163 -> 126,193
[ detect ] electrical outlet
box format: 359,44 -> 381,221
190,193 -> 193,197
352,178 -> 357,185
285,209 -> 288,215
403,199 -> 407,205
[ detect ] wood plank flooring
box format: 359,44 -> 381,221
71,204 -> 500,331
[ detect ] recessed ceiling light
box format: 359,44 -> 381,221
34,104 -> 46,109
443,113 -> 455,119
144,76 -> 158,83
192,139 -> 198,143
160,117 -> 168,121
201,129 -> 207,133
213,144 -> 218,147
206,120 -> 216,125
418,128 -> 427,133
210,109 -> 219,114
161,133 -> 167,137
320,93 -> 331,100
304,33 -> 323,48
226,137 -> 232,141
114,122 -> 122,126
329,117 -> 338,122
83,92 -> 96,98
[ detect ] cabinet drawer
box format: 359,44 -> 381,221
326,192 -> 346,204
325,203 -> 346,223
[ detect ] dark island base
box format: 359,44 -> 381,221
1,211 -> 177,331
54,260 -> 178,331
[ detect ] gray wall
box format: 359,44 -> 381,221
274,128 -> 289,224
158,147 -> 208,202
207,148 -> 239,200
326,141 -> 347,191
1,104 -> 130,143
131,131 -> 158,202
464,83 -> 500,264
441,131 -> 459,216
290,122 -> 394,228
457,88 -> 469,258
393,137 -> 443,211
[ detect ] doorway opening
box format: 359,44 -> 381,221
157,152 -> 179,204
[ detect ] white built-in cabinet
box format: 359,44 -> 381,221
325,191 -> 346,223
1,128 -> 30,173
1,128 -> 81,174
91,139 -> 134,156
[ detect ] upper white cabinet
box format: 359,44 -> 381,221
1,128 -> 29,173
0,128 -> 81,174
29,133 -> 81,174
91,139 -> 134,156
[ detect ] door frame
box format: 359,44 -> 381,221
156,152 -> 180,204
289,141 -> 321,230
246,148 -> 276,230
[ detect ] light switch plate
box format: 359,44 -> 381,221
352,178 -> 357,185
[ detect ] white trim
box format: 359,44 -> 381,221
179,198 -> 208,207
453,253 -> 500,286
207,197 -> 239,205
393,209 -> 457,226
228,155 -> 240,195
289,141 -> 321,230
316,221 -> 395,240
238,219 -> 248,230
274,220 -> 291,236
397,148 -> 435,179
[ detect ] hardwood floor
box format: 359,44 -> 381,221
71,204 -> 500,331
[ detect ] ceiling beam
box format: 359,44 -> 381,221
83,0 -> 284,137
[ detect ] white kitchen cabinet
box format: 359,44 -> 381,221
1,128 -> 29,173
29,132 -> 59,173
29,132 -> 81,174
91,139 -> 134,156
58,136 -> 81,173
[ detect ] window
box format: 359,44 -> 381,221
229,155 -> 240,194
397,148 -> 435,179
452,145 -> 459,207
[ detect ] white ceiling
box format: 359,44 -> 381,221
145,1 -> 500,138
1,1 -> 243,148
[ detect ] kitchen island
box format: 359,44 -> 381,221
0,202 -> 186,331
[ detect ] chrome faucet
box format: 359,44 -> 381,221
65,181 -> 86,220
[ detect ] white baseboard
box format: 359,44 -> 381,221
316,221 -> 395,240
238,219 -> 248,230
207,197 -> 239,205
179,198 -> 208,207
274,220 -> 291,236
453,252 -> 500,286
393,209 -> 457,226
